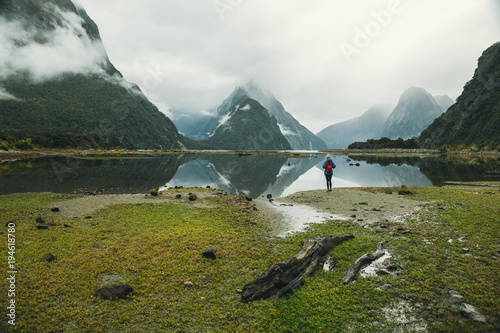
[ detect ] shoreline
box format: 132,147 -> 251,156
1,148 -> 500,162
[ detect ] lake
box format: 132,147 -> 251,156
0,152 -> 499,198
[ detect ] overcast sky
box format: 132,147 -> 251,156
74,0 -> 500,133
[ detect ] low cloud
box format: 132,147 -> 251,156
0,86 -> 20,101
0,3 -> 108,81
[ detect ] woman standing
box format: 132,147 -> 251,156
322,154 -> 336,191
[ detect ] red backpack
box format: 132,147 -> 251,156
326,161 -> 333,173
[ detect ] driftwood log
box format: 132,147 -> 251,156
240,235 -> 354,302
340,241 -> 386,284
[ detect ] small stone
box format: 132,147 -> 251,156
386,264 -> 399,272
64,223 -> 74,228
183,281 -> 197,288
245,196 -> 253,202
267,194 -> 272,199
461,303 -> 487,323
358,202 -> 368,205
151,189 -> 159,196
461,248 -> 470,253
384,191 -> 393,195
51,207 -> 60,212
202,249 -> 216,260
176,194 -> 182,199
377,284 -> 393,291
350,215 -> 357,218
189,194 -> 198,201
237,289 -> 243,294
95,283 -> 133,300
36,216 -> 45,224
36,225 -> 49,230
206,185 -> 211,189
42,253 -> 56,262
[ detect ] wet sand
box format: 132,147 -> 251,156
255,188 -> 429,236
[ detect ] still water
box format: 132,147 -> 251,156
0,153 -> 499,198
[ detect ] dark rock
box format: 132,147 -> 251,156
151,189 -> 159,196
350,215 -> 357,218
51,207 -> 60,212
398,190 -> 415,195
42,253 -> 56,262
95,283 -> 133,300
386,264 -> 399,272
245,196 -> 253,202
175,194 -> 182,199
36,216 -> 45,224
202,248 -> 216,260
267,194 -> 273,199
355,163 -> 361,166
189,194 -> 198,201
358,202 -> 368,205
36,225 -> 49,230
206,185 -> 211,189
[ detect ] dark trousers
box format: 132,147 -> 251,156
325,174 -> 332,189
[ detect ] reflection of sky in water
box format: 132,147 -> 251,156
163,155 -> 433,198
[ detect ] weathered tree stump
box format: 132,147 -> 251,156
240,235 -> 354,302
340,241 -> 386,284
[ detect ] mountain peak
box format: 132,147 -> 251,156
382,87 -> 444,139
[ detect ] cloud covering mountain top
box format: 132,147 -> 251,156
0,1 -> 109,81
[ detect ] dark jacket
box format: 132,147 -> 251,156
322,158 -> 336,176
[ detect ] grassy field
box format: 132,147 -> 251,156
0,186 -> 498,332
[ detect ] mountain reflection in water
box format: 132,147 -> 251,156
0,153 -> 498,197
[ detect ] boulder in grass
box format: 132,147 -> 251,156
51,207 -> 60,212
36,216 -> 45,224
202,248 -> 216,260
151,189 -> 159,196
189,194 -> 198,201
95,283 -> 133,300
42,253 -> 56,262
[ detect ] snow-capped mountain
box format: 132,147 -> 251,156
191,82 -> 327,150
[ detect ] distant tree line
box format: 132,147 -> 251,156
348,137 -> 420,150
0,130 -> 125,150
